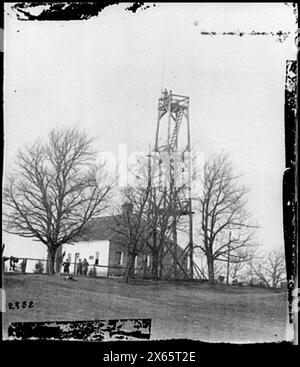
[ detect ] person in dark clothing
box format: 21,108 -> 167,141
76,259 -> 82,275
62,259 -> 71,275
9,256 -> 15,271
82,259 -> 89,275
9,256 -> 18,271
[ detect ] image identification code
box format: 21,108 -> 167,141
147,351 -> 196,362
103,351 -> 197,364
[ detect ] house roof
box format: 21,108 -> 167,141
77,215 -> 185,255
77,215 -> 122,242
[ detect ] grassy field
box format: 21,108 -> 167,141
2,273 -> 292,343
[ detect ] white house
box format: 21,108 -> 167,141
63,240 -> 110,277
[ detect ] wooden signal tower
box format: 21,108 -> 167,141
154,90 -> 194,279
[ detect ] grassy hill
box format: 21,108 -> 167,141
3,273 -> 291,343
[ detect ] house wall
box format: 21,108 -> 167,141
107,242 -> 155,278
134,253 -> 152,278
3,233 -> 188,279
107,240 -> 127,277
63,240 -> 110,277
106,240 -> 188,279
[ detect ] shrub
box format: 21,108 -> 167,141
34,261 -> 45,274
88,266 -> 97,277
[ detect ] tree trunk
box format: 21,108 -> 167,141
124,253 -> 135,283
207,257 -> 215,284
55,246 -> 63,274
46,246 -> 57,274
151,250 -> 159,280
143,255 -> 148,279
158,241 -> 165,279
151,228 -> 159,280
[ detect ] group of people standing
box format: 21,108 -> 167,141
62,258 -> 89,276
76,258 -> 89,275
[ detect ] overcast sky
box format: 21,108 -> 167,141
3,3 -> 296,255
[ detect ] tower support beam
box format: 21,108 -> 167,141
154,89 -> 194,279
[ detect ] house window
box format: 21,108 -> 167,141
67,253 -> 72,262
115,251 -> 123,265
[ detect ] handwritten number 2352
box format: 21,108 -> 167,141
8,301 -> 34,309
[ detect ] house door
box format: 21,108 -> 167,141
95,251 -> 100,265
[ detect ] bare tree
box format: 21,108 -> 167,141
147,185 -> 187,280
250,249 -> 286,288
137,151 -> 188,280
110,185 -> 152,283
113,151 -> 188,281
230,258 -> 246,281
195,154 -> 256,284
3,127 -> 113,274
